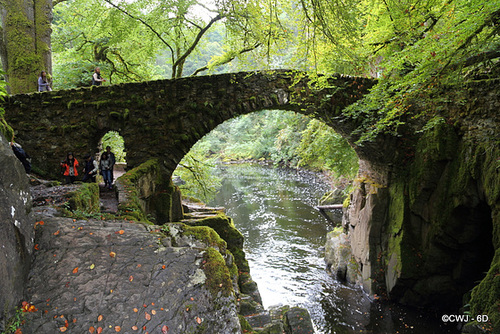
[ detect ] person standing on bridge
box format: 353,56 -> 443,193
38,71 -> 51,92
91,67 -> 106,86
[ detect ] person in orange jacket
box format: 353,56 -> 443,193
60,152 -> 79,184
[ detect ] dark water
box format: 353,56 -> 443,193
208,163 -> 459,334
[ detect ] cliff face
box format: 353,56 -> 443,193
0,133 -> 34,328
340,79 -> 500,329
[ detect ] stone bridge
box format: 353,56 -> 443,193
3,70 -> 375,179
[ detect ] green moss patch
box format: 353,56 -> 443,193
469,248 -> 500,332
183,213 -> 249,273
202,247 -> 233,297
66,183 -> 100,213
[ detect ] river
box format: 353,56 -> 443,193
208,163 -> 459,334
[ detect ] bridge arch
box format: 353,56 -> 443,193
3,70 -> 374,180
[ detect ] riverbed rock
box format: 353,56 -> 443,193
0,133 -> 34,328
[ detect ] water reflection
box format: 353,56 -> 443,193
209,163 -> 458,333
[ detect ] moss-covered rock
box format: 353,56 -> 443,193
468,248 -> 500,333
116,159 -> 183,224
66,183 -> 100,213
202,247 -> 234,297
182,213 -> 248,272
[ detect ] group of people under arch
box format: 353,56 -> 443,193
60,146 -> 116,189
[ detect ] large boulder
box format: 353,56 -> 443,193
0,133 -> 34,327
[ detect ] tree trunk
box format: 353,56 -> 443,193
0,0 -> 53,94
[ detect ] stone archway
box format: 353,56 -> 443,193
3,70 -> 375,180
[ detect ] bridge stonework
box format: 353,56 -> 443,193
3,70 -> 374,179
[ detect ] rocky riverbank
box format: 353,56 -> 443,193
3,174 -> 314,334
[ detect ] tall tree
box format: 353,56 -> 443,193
0,0 -> 53,94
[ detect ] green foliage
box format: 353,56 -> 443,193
0,74 -> 14,140
50,0 -> 297,83
1,307 -> 25,334
101,131 -> 126,163
181,110 -> 358,173
174,110 -> 359,201
174,151 -> 221,202
296,119 -> 358,179
345,0 -> 499,143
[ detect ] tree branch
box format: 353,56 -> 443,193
53,0 -> 69,6
103,0 -> 176,65
191,42 -> 261,76
439,8 -> 500,75
172,14 -> 223,78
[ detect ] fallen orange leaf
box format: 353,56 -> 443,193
97,327 -> 103,334
59,327 -> 67,332
162,265 -> 166,269
72,267 -> 79,274
115,326 -> 121,332
161,325 -> 169,333
34,244 -> 39,251
14,329 -> 22,334
196,317 -> 202,324
98,315 -> 103,322
133,308 -> 138,313
129,275 -> 133,282
145,312 -> 151,320
131,325 -> 138,330
54,230 -> 60,236
151,310 -> 156,315
89,327 -> 95,334
109,252 -> 116,258
119,230 -> 125,235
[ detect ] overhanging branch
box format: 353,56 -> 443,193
191,42 -> 261,76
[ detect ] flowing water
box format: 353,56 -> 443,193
208,163 -> 459,334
